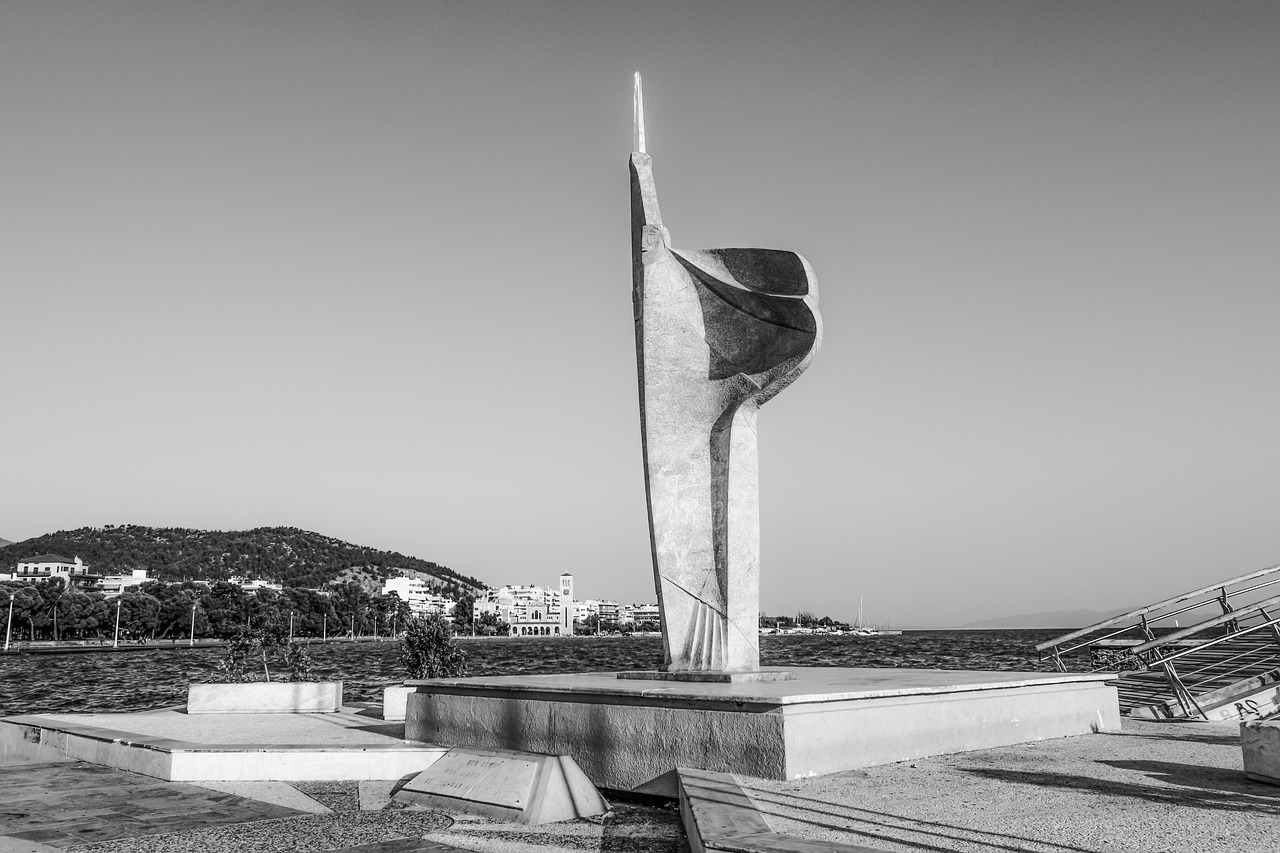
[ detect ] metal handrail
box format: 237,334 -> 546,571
1035,563 -> 1280,655
1033,564 -> 1280,717
1147,613 -> 1280,668
1046,596 -> 1223,662
1128,592 -> 1280,656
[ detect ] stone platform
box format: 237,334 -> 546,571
0,706 -> 448,782
405,667 -> 1121,794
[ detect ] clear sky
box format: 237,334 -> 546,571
3,1 -> 1279,627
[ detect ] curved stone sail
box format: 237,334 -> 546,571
630,75 -> 822,672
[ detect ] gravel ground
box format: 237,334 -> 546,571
740,718 -> 1279,853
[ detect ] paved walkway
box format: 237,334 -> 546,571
744,718 -> 1279,853
2,715 -> 1276,853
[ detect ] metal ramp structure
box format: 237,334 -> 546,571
1035,565 -> 1280,720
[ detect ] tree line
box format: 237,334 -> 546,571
0,579 -> 452,644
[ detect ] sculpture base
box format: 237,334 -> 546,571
405,666 -> 1121,796
617,670 -> 796,683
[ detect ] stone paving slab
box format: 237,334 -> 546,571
0,762 -> 301,848
0,834 -> 60,853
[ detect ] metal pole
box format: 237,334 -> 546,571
113,598 -> 122,649
189,603 -> 197,647
4,594 -> 13,652
289,611 -> 294,642
322,613 -> 327,642
350,613 -> 354,640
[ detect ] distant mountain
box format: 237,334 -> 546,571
0,525 -> 486,596
958,606 -> 1136,630
0,537 -> 12,548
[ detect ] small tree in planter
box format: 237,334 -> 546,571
383,612 -> 465,721
190,625 -> 335,713
212,625 -> 316,683
401,612 -> 467,679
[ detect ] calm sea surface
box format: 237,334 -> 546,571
0,629 -> 1065,717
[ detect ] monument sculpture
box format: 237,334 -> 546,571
404,77 -> 1123,795
630,73 -> 822,673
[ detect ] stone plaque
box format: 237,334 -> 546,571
404,750 -> 537,809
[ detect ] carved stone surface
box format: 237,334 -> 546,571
631,77 -> 821,672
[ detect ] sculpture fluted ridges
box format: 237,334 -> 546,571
631,73 -> 822,673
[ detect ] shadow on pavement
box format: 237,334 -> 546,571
959,765 -> 1280,816
1099,759 -> 1280,798
736,783 -> 1098,853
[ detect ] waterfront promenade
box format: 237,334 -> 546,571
1,709 -> 1272,853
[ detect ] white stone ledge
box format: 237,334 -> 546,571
187,681 -> 343,714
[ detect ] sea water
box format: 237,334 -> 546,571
0,629 -> 1065,717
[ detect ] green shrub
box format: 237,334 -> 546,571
400,612 -> 466,679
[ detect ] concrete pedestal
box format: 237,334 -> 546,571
405,667 -> 1120,794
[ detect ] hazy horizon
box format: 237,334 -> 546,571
5,1 -> 1280,628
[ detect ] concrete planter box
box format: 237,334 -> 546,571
1242,720 -> 1280,785
187,681 -> 343,714
382,684 -> 419,722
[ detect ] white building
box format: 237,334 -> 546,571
629,603 -> 661,625
99,569 -> 150,597
475,582 -> 568,637
597,600 -> 620,625
227,576 -> 283,592
13,555 -> 101,590
475,584 -> 559,622
382,576 -> 453,615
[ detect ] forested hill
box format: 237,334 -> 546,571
0,525 -> 486,595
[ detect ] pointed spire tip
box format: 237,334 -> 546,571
633,72 -> 646,154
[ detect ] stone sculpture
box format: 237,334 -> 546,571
630,74 -> 822,673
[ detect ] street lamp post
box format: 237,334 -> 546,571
289,611 -> 294,642
322,613 -> 327,643
189,603 -> 197,647
113,598 -> 122,649
4,593 -> 14,652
